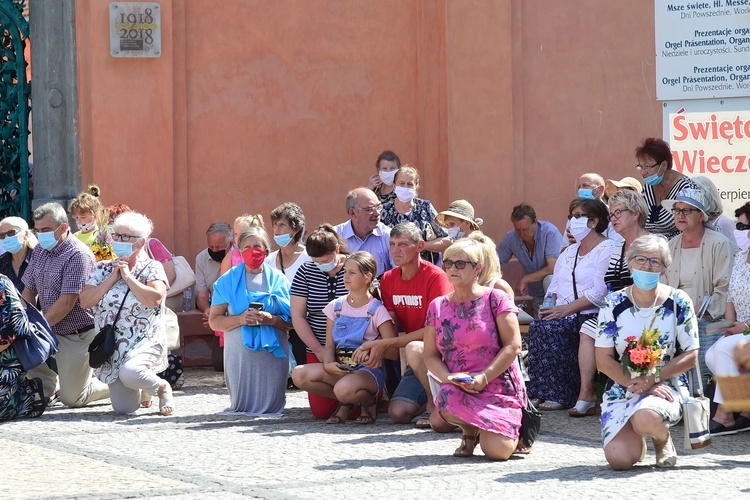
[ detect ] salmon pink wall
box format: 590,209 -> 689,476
75,0 -> 661,261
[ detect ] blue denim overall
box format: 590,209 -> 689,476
332,297 -> 381,349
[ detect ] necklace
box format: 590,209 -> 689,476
628,287 -> 659,316
347,294 -> 368,306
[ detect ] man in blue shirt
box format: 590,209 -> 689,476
497,203 -> 562,317
334,187 -> 394,277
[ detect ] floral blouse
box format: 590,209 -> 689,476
86,258 -> 169,384
0,274 -> 32,346
380,198 -> 447,264
728,249 -> 750,322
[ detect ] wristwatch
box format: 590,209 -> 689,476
653,374 -> 661,384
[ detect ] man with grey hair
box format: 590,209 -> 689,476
22,202 -> 110,407
358,222 -> 453,431
195,221 -> 233,323
334,187 -> 393,277
563,172 -> 624,247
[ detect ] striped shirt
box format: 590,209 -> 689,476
643,176 -> 695,240
603,241 -> 632,293
22,233 -> 96,335
290,261 -> 347,352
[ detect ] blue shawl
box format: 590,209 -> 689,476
211,262 -> 291,358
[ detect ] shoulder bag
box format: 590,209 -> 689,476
668,290 -> 711,450
88,265 -> 148,368
13,298 -> 59,371
490,291 -> 541,449
146,243 -> 196,297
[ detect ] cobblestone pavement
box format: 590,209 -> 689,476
5,367 -> 750,499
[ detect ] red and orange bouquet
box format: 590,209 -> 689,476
622,322 -> 664,379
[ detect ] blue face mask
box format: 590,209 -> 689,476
274,233 -> 293,248
1,234 -> 23,254
577,188 -> 596,199
315,259 -> 337,273
37,227 -> 61,251
631,269 -> 660,291
113,241 -> 135,258
643,163 -> 665,186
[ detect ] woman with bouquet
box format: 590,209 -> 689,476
595,234 -> 699,470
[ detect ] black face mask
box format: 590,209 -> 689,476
208,248 -> 226,262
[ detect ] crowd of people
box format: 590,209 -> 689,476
2,138 -> 750,469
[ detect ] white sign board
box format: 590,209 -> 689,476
664,98 -> 750,218
655,0 -> 750,101
109,3 -> 161,58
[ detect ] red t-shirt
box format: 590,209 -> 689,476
380,260 -> 452,334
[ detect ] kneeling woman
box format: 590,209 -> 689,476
424,239 -> 525,460
209,227 -> 293,416
80,212 -> 174,415
293,251 -> 396,424
596,234 -> 699,470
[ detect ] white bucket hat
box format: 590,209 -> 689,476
661,188 -> 709,222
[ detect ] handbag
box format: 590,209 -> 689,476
163,306 -> 181,351
13,299 -> 59,371
88,265 -> 148,368
491,294 -> 542,449
675,361 -> 712,451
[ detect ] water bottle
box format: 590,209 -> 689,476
542,292 -> 555,308
181,285 -> 194,312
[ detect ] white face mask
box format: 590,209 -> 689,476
569,216 -> 592,242
734,229 -> 750,250
379,170 -> 397,186
445,227 -> 463,240
395,186 -> 417,203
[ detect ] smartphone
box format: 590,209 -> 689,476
248,302 -> 264,311
448,375 -> 475,386
336,363 -> 354,372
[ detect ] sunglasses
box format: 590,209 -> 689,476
0,229 -> 18,239
442,259 -> 477,270
737,222 -> 750,231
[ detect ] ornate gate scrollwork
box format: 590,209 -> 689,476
0,0 -> 30,221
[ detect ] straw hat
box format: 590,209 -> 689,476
435,200 -> 483,229
604,177 -> 643,200
661,188 -> 709,222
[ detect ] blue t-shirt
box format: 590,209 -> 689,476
496,220 -> 562,298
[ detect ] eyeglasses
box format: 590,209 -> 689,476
635,162 -> 660,171
0,229 -> 18,239
608,209 -> 631,221
357,204 -> 382,214
113,232 -> 142,242
567,213 -> 591,220
442,259 -> 477,270
632,255 -> 663,270
670,208 -> 701,217
737,222 -> 750,231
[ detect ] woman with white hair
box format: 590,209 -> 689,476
0,216 -> 38,292
692,176 -> 737,252
0,217 -> 38,293
80,211 -> 174,415
596,234 -> 699,469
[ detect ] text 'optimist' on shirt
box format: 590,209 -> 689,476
391,295 -> 424,307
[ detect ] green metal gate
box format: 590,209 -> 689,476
0,0 -> 30,222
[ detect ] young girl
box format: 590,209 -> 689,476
69,185 -> 105,249
293,251 -> 396,424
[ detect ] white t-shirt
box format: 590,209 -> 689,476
265,249 -> 312,282
323,296 -> 394,342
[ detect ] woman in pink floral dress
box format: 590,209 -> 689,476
424,239 -> 525,460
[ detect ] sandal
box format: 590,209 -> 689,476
158,383 -> 175,415
27,378 -> 47,418
513,443 -> 532,455
567,400 -> 597,417
326,403 -> 354,424
538,401 -> 565,411
655,434 -> 677,467
414,411 -> 432,429
453,433 -> 480,457
140,389 -> 152,408
355,395 -> 377,425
